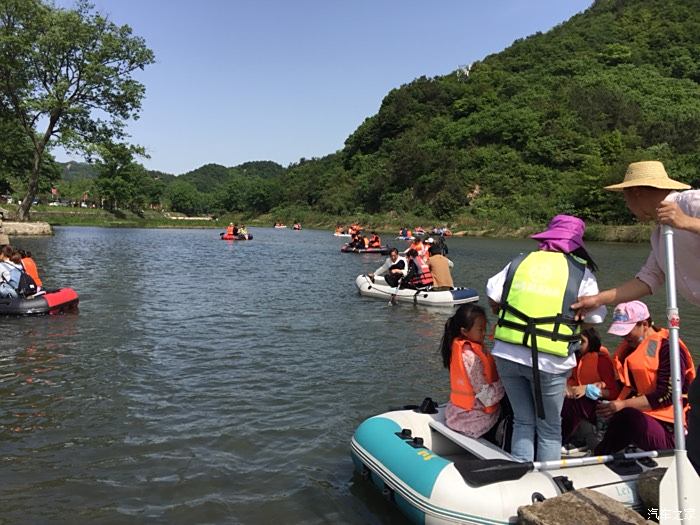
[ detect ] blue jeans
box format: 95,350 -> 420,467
494,356 -> 568,462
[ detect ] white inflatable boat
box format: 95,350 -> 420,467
355,274 -> 479,307
351,400 -> 672,525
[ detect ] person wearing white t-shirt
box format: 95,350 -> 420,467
486,215 -> 606,462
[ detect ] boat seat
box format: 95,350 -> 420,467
428,419 -> 510,460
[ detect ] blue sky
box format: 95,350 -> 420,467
54,0 -> 593,175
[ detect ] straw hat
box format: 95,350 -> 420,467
605,161 -> 690,192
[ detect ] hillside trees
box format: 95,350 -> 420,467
0,0 -> 154,220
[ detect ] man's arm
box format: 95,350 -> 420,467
657,201 -> 700,234
571,278 -> 651,315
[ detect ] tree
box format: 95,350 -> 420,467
0,0 -> 154,220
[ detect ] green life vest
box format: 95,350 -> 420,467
494,251 -> 586,357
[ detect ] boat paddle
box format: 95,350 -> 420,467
389,278 -> 402,305
454,450 -> 673,488
658,225 -> 700,524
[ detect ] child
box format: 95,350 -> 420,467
561,327 -> 619,446
441,304 -> 505,439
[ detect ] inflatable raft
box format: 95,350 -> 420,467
351,401 -> 672,525
396,235 -> 415,241
220,233 -> 253,240
355,275 -> 478,306
0,288 -> 79,316
334,232 -> 351,237
341,244 -> 390,255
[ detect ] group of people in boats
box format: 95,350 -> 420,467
398,225 -> 452,238
335,223 -> 363,236
347,231 -> 382,250
368,236 -> 454,290
436,160 -> 700,470
225,223 -> 250,238
0,244 -> 43,299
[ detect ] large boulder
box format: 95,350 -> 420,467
517,488 -> 652,525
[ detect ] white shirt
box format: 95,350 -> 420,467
486,257 -> 607,374
636,190 -> 700,307
374,256 -> 408,277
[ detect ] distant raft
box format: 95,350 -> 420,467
0,288 -> 79,316
220,233 -> 253,240
355,274 -> 478,306
341,244 -> 390,255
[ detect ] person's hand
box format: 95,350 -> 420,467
565,384 -> 586,399
656,201 -> 692,230
368,272 -> 375,282
571,294 -> 603,320
595,399 -> 623,419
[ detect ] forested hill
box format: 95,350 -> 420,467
52,0 -> 700,225
275,0 -> 700,225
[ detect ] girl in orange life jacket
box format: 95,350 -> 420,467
594,301 -> 696,454
17,249 -> 42,289
560,327 -> 620,444
368,232 -> 381,248
401,249 -> 433,289
441,304 -> 506,439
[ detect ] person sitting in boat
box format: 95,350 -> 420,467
239,224 -> 249,238
427,245 -> 454,291
368,232 -> 381,248
404,237 -> 425,258
17,249 -> 43,291
593,301 -> 696,455
401,249 -> 433,289
399,226 -> 408,238
368,248 -> 406,287
441,303 -> 506,440
226,223 -> 235,236
0,246 -> 19,299
0,245 -> 37,298
560,327 -> 620,446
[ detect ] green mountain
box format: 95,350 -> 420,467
52,0 -> 700,224
276,0 -> 700,225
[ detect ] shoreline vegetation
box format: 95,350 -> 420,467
4,203 -> 654,243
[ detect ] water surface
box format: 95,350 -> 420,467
1,227 -> 698,524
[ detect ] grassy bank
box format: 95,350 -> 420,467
3,204 -> 652,242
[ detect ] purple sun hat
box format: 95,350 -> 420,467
530,214 -> 586,253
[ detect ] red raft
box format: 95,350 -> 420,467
220,233 -> 253,241
0,288 -> 79,316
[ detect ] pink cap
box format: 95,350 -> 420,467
607,301 -> 650,336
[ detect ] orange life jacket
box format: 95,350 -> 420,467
407,255 -> 432,286
226,226 -> 234,235
450,338 -> 500,413
568,346 -> 620,399
21,257 -> 42,288
613,328 -> 696,425
368,235 -> 381,248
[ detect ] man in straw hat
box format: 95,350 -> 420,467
572,160 -> 700,474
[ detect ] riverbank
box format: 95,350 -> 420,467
2,203 -> 652,242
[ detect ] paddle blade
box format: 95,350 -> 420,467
453,458 -> 533,487
659,451 -> 700,524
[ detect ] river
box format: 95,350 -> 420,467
1,227 -> 698,524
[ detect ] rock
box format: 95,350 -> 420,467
2,221 -> 53,236
517,488 -> 651,525
0,233 -> 8,245
637,467 -> 665,512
